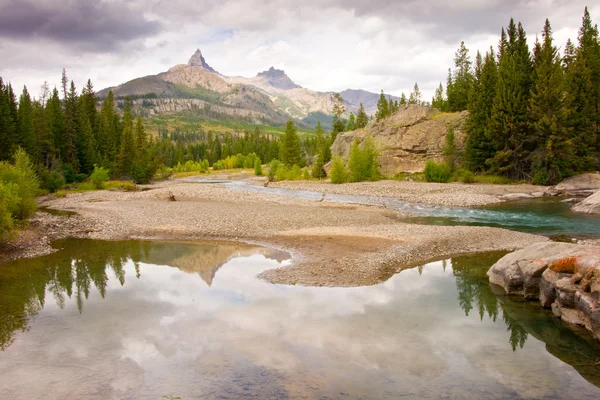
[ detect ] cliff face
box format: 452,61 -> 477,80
331,105 -> 468,174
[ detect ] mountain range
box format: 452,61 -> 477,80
98,49 -> 400,128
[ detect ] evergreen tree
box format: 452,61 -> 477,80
99,91 -> 117,161
447,41 -> 474,111
409,83 -> 422,105
432,82 -> 448,111
443,126 -> 458,171
17,86 -> 35,157
346,112 -> 356,131
465,48 -> 497,171
63,81 -> 79,171
311,151 -> 326,178
528,19 -> 570,184
45,88 -> 64,161
279,119 -> 301,166
375,90 -> 389,121
32,99 -> 53,167
399,93 -> 407,105
331,93 -> 346,140
0,78 -> 12,160
356,103 -> 368,129
487,20 -> 533,179
117,97 -> 135,176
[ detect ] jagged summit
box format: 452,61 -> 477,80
187,49 -> 218,74
255,66 -> 300,90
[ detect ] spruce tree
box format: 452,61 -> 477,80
346,113 -> 356,131
432,83 -> 447,111
409,83 -> 422,105
528,19 -> 570,184
17,86 -> 35,157
99,91 -> 117,161
331,93 -> 346,140
279,119 -> 301,166
375,90 -> 389,121
465,48 -> 497,171
356,103 -> 368,128
448,41 -> 474,111
45,88 -> 64,161
487,20 -> 533,179
117,97 -> 135,176
63,81 -> 79,171
399,93 -> 407,105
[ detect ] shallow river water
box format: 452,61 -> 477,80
1,239 -> 600,399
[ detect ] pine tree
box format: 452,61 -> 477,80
331,93 -> 346,140
399,93 -> 407,105
117,97 -> 135,176
528,19 -> 570,184
279,119 -> 301,166
356,103 -> 368,128
464,48 -> 497,171
375,90 -> 389,121
409,83 -> 422,105
346,113 -> 356,131
17,86 -> 35,157
0,78 -> 11,160
99,91 -> 117,161
32,99 -> 53,167
45,88 -> 64,161
432,83 -> 448,111
63,81 -> 79,170
447,41 -> 474,111
487,20 -> 533,179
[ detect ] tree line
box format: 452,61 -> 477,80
433,8 -> 600,184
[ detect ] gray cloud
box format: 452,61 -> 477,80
0,0 -> 161,51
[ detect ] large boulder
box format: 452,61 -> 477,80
547,172 -> 600,196
487,242 -> 600,340
572,190 -> 600,215
331,105 -> 467,175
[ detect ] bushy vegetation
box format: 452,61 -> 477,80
424,161 -> 452,183
90,165 -> 110,189
348,136 -> 379,182
212,153 -> 259,171
0,149 -> 40,239
330,156 -> 348,184
173,160 -> 210,174
254,158 -> 263,176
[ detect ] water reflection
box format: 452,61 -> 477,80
0,240 -> 599,399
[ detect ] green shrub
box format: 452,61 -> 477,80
0,181 -> 18,239
330,156 -> 348,184
254,158 -> 263,176
0,149 -> 39,221
46,170 -> 66,193
268,159 -> 281,182
424,161 -> 451,183
348,136 -> 379,182
90,165 -> 110,189
311,152 -> 326,179
275,164 -> 289,181
302,167 -> 310,180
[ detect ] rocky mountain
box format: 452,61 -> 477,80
98,50 -> 402,127
331,104 -> 467,175
187,49 -> 219,74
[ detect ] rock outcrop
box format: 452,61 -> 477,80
546,172 -> 600,196
487,242 -> 600,340
331,105 -> 467,175
573,190 -> 600,215
187,49 -> 219,74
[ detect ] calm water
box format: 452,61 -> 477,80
1,240 -> 600,399
184,178 -> 600,237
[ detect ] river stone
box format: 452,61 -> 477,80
502,193 -> 535,200
575,292 -> 600,340
572,190 -> 600,215
552,172 -> 600,195
540,270 -> 569,308
556,278 -> 578,308
552,301 -> 562,318
560,308 -> 586,327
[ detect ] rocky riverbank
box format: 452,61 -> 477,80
2,177 -> 549,286
487,242 -> 600,340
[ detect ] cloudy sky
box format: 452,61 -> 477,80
0,0 -> 598,100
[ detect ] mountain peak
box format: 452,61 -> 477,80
187,49 -> 218,74
256,66 -> 300,90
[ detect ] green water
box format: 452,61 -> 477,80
1,240 -> 600,399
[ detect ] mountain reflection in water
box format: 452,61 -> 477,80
0,240 -> 599,400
